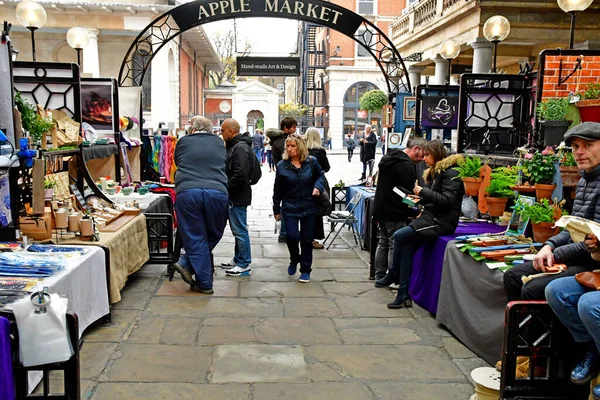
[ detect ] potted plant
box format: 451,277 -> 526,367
453,156 -> 483,196
485,167 -> 518,217
557,142 -> 580,187
14,92 -> 54,145
44,178 -> 56,200
515,198 -> 561,243
523,151 -> 558,200
576,82 -> 600,123
537,98 -> 570,145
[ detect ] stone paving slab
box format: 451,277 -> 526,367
371,381 -> 474,400
283,298 -> 341,318
80,342 -> 118,379
330,269 -> 372,282
335,296 -> 413,318
83,310 -> 140,343
254,318 -> 342,344
197,325 -> 258,345
156,278 -> 239,297
160,318 -> 201,346
147,297 -> 284,318
310,258 -> 368,268
263,245 -> 358,259
240,282 -> 326,297
321,282 -> 381,297
210,345 -> 308,383
253,382 -> 373,400
108,343 -> 213,383
127,317 -> 165,344
92,382 -> 250,400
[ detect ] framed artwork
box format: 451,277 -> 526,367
508,196 -> 536,236
402,126 -> 413,147
422,96 -> 459,128
403,97 -> 416,121
81,81 -> 114,135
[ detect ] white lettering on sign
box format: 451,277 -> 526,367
198,0 -> 343,26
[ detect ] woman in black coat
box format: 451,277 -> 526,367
376,140 -> 465,308
305,128 -> 331,249
359,126 -> 377,180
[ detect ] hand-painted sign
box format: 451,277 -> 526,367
170,0 -> 364,38
237,57 -> 300,76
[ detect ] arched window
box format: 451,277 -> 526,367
343,82 -> 382,146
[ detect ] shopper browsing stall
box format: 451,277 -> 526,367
173,116 -> 229,294
504,122 -> 600,301
376,140 -> 464,308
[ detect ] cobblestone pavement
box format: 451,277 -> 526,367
76,154 -> 487,399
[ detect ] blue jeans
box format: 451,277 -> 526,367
229,205 -> 251,268
266,150 -> 273,169
176,189 -> 228,289
546,276 -> 600,352
390,226 -> 427,290
253,148 -> 262,162
284,214 -> 316,274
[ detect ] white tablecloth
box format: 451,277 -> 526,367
106,192 -> 168,210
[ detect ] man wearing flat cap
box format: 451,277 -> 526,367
504,122 -> 600,301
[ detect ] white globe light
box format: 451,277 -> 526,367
66,27 -> 90,50
15,0 -> 47,29
557,0 -> 594,12
439,39 -> 460,60
483,15 -> 511,43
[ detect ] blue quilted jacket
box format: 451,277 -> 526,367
273,156 -> 326,217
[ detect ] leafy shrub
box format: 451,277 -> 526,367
359,90 -> 388,113
453,156 -> 482,179
523,152 -> 558,185
485,167 -> 519,198
537,98 -> 568,121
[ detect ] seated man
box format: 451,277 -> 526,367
504,122 -> 600,301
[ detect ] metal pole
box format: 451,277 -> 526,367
492,41 -> 498,73
76,48 -> 81,67
569,12 -> 576,50
446,59 -> 451,85
29,27 -> 37,62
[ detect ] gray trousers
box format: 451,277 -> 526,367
374,220 -> 407,279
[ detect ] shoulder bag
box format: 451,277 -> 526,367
309,157 -> 332,216
575,270 -> 600,290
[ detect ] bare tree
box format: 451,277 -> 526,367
209,30 -> 252,87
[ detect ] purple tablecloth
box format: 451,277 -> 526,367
0,316 -> 14,400
409,222 -> 505,314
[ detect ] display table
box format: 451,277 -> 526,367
62,213 -> 149,303
107,192 -> 171,212
436,242 -> 508,365
346,186 -> 376,237
409,222 -> 505,314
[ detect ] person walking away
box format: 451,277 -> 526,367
376,140 -> 464,308
273,135 -> 326,283
305,127 -> 331,250
220,118 -> 254,277
381,129 -> 387,156
359,126 -> 377,180
267,118 -> 298,242
346,133 -> 356,162
252,130 -> 264,163
326,129 -> 333,150
373,138 -> 426,282
172,116 -> 229,294
504,122 -> 600,301
265,135 -> 274,172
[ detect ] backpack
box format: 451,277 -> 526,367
231,143 -> 262,185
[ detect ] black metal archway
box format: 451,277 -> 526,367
117,0 -> 410,97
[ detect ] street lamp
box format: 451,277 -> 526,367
15,0 -> 47,62
557,0 -> 594,49
66,27 -> 90,67
483,15 -> 510,73
439,39 -> 460,85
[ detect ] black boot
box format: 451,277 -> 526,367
387,289 -> 412,309
359,173 -> 366,181
375,273 -> 397,288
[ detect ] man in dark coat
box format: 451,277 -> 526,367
373,137 -> 427,282
359,126 -> 377,180
504,122 -> 600,300
220,118 -> 254,277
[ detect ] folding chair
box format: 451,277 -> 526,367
323,192 -> 362,250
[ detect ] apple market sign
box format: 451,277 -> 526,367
171,0 -> 363,38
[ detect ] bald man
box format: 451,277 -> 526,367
220,118 -> 255,276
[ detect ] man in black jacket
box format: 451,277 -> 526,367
359,126 -> 378,180
220,118 -> 254,277
373,137 -> 427,282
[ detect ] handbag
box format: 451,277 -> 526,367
575,271 -> 600,290
316,189 -> 332,217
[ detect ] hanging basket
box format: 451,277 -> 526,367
560,166 -> 581,188
535,183 -> 556,201
485,197 -> 509,217
532,221 -> 559,243
463,177 -> 483,197
576,99 -> 600,123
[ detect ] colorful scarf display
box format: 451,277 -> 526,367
148,134 -> 178,183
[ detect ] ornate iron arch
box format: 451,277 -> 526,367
118,0 -> 410,97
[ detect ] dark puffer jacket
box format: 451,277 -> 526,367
373,149 -> 417,223
267,128 -> 287,166
225,134 -> 254,206
359,132 -> 377,163
273,156 -> 326,218
409,154 -> 465,238
547,164 -> 600,262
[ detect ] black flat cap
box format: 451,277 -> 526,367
564,122 -> 600,144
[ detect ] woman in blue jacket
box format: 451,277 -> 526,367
273,135 -> 326,283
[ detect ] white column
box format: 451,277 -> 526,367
82,29 -> 100,78
470,37 -> 493,74
408,66 -> 425,93
432,55 -> 448,85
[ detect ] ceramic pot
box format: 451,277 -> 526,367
543,121 -> 570,146
486,197 -> 509,217
44,189 -> 54,200
68,213 -> 82,232
532,221 -> 559,243
560,166 -> 581,187
79,218 -> 94,236
535,183 -> 557,201
55,210 -> 68,229
576,99 -> 600,123
463,177 -> 483,197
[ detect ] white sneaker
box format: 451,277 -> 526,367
221,258 -> 235,268
389,283 -> 399,291
225,266 -> 251,276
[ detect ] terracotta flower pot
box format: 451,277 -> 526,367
535,183 -> 557,201
463,177 -> 483,197
560,166 -> 581,188
486,197 -> 509,217
532,221 -> 559,243
576,99 -> 600,123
